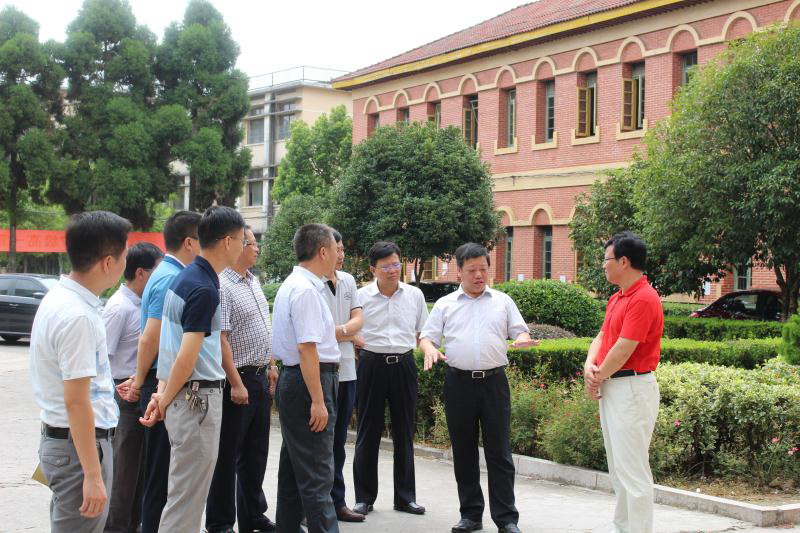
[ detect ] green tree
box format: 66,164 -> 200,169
155,0 -> 251,211
330,122 -> 502,283
53,0 -> 192,229
273,105 -> 352,203
632,24 -> 800,319
258,194 -> 327,281
569,169 -> 638,297
0,7 -> 64,271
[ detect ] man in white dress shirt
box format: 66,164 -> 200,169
420,243 -> 535,533
352,241 -> 428,517
272,223 -> 341,533
30,211 -> 131,532
103,242 -> 163,533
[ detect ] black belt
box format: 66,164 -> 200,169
42,423 -> 115,440
610,369 -> 652,379
183,379 -> 224,389
361,349 -> 412,364
448,366 -> 505,379
238,365 -> 268,375
284,363 -> 339,373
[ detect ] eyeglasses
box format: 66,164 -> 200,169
376,262 -> 402,272
602,256 -> 617,264
243,240 -> 257,247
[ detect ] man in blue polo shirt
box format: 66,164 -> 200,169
141,205 -> 245,532
120,210 -> 201,533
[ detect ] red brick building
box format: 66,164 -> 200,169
333,0 -> 799,301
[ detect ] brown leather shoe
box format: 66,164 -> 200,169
336,506 -> 366,522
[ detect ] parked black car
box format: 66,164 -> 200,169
0,274 -> 59,342
417,280 -> 460,302
690,289 -> 783,321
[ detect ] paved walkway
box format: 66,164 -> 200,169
1,341 -> 796,532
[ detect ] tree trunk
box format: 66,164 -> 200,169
413,258 -> 424,287
7,180 -> 17,273
775,263 -> 800,321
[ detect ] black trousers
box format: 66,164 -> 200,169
444,367 -> 518,527
353,350 -> 417,506
331,379 -> 357,508
139,370 -> 170,533
106,386 -> 145,533
275,365 -> 339,533
206,371 -> 272,532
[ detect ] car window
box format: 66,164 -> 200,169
719,293 -> 759,317
0,279 -> 13,295
761,293 -> 782,321
14,279 -> 45,298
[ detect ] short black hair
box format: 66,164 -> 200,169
604,231 -> 647,270
163,210 -> 201,252
332,229 -> 342,243
66,211 -> 132,273
367,241 -> 401,266
123,242 -> 164,281
455,242 -> 491,269
293,223 -> 335,262
198,206 -> 246,248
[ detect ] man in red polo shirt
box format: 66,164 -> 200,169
584,231 -> 663,533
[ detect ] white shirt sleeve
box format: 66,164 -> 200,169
291,288 -> 328,345
505,295 -> 529,339
350,277 -> 363,310
55,315 -> 99,380
420,300 -> 444,347
414,289 -> 429,332
102,302 -> 124,357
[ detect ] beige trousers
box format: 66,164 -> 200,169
599,373 -> 660,533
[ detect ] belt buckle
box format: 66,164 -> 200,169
471,370 -> 486,379
386,355 -> 399,364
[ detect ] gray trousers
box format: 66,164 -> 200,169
275,366 -> 339,533
159,384 -> 223,533
39,433 -> 114,533
105,390 -> 144,533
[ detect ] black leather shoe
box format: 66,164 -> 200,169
352,502 -> 373,515
250,515 -> 277,532
451,518 -> 483,532
394,501 -> 425,515
336,506 -> 366,522
498,524 -> 521,533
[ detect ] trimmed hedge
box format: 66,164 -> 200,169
780,313 -> 800,365
494,280 -> 602,336
262,282 -> 282,304
663,316 -> 783,341
415,337 -> 782,441
419,359 -> 800,485
661,301 -> 702,316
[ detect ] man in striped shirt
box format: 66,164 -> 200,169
206,226 -> 277,533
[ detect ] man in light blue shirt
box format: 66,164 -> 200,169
272,223 -> 341,533
141,206 -> 246,532
30,211 -> 131,532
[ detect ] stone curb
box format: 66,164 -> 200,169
272,417 -> 798,527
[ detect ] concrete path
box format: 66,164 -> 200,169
1,340 -> 796,532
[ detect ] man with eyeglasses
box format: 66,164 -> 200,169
103,242 -> 163,533
352,241 -> 428,517
206,226 -> 278,533
584,231 -> 663,533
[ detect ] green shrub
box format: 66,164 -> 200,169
494,280 -> 601,336
663,316 -> 783,341
527,323 -> 576,339
538,384 -> 606,471
661,301 -> 703,316
262,282 -> 282,304
780,313 -> 800,365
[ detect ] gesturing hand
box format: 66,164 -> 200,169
423,349 -> 447,371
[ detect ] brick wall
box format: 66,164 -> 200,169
348,0 -> 800,295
